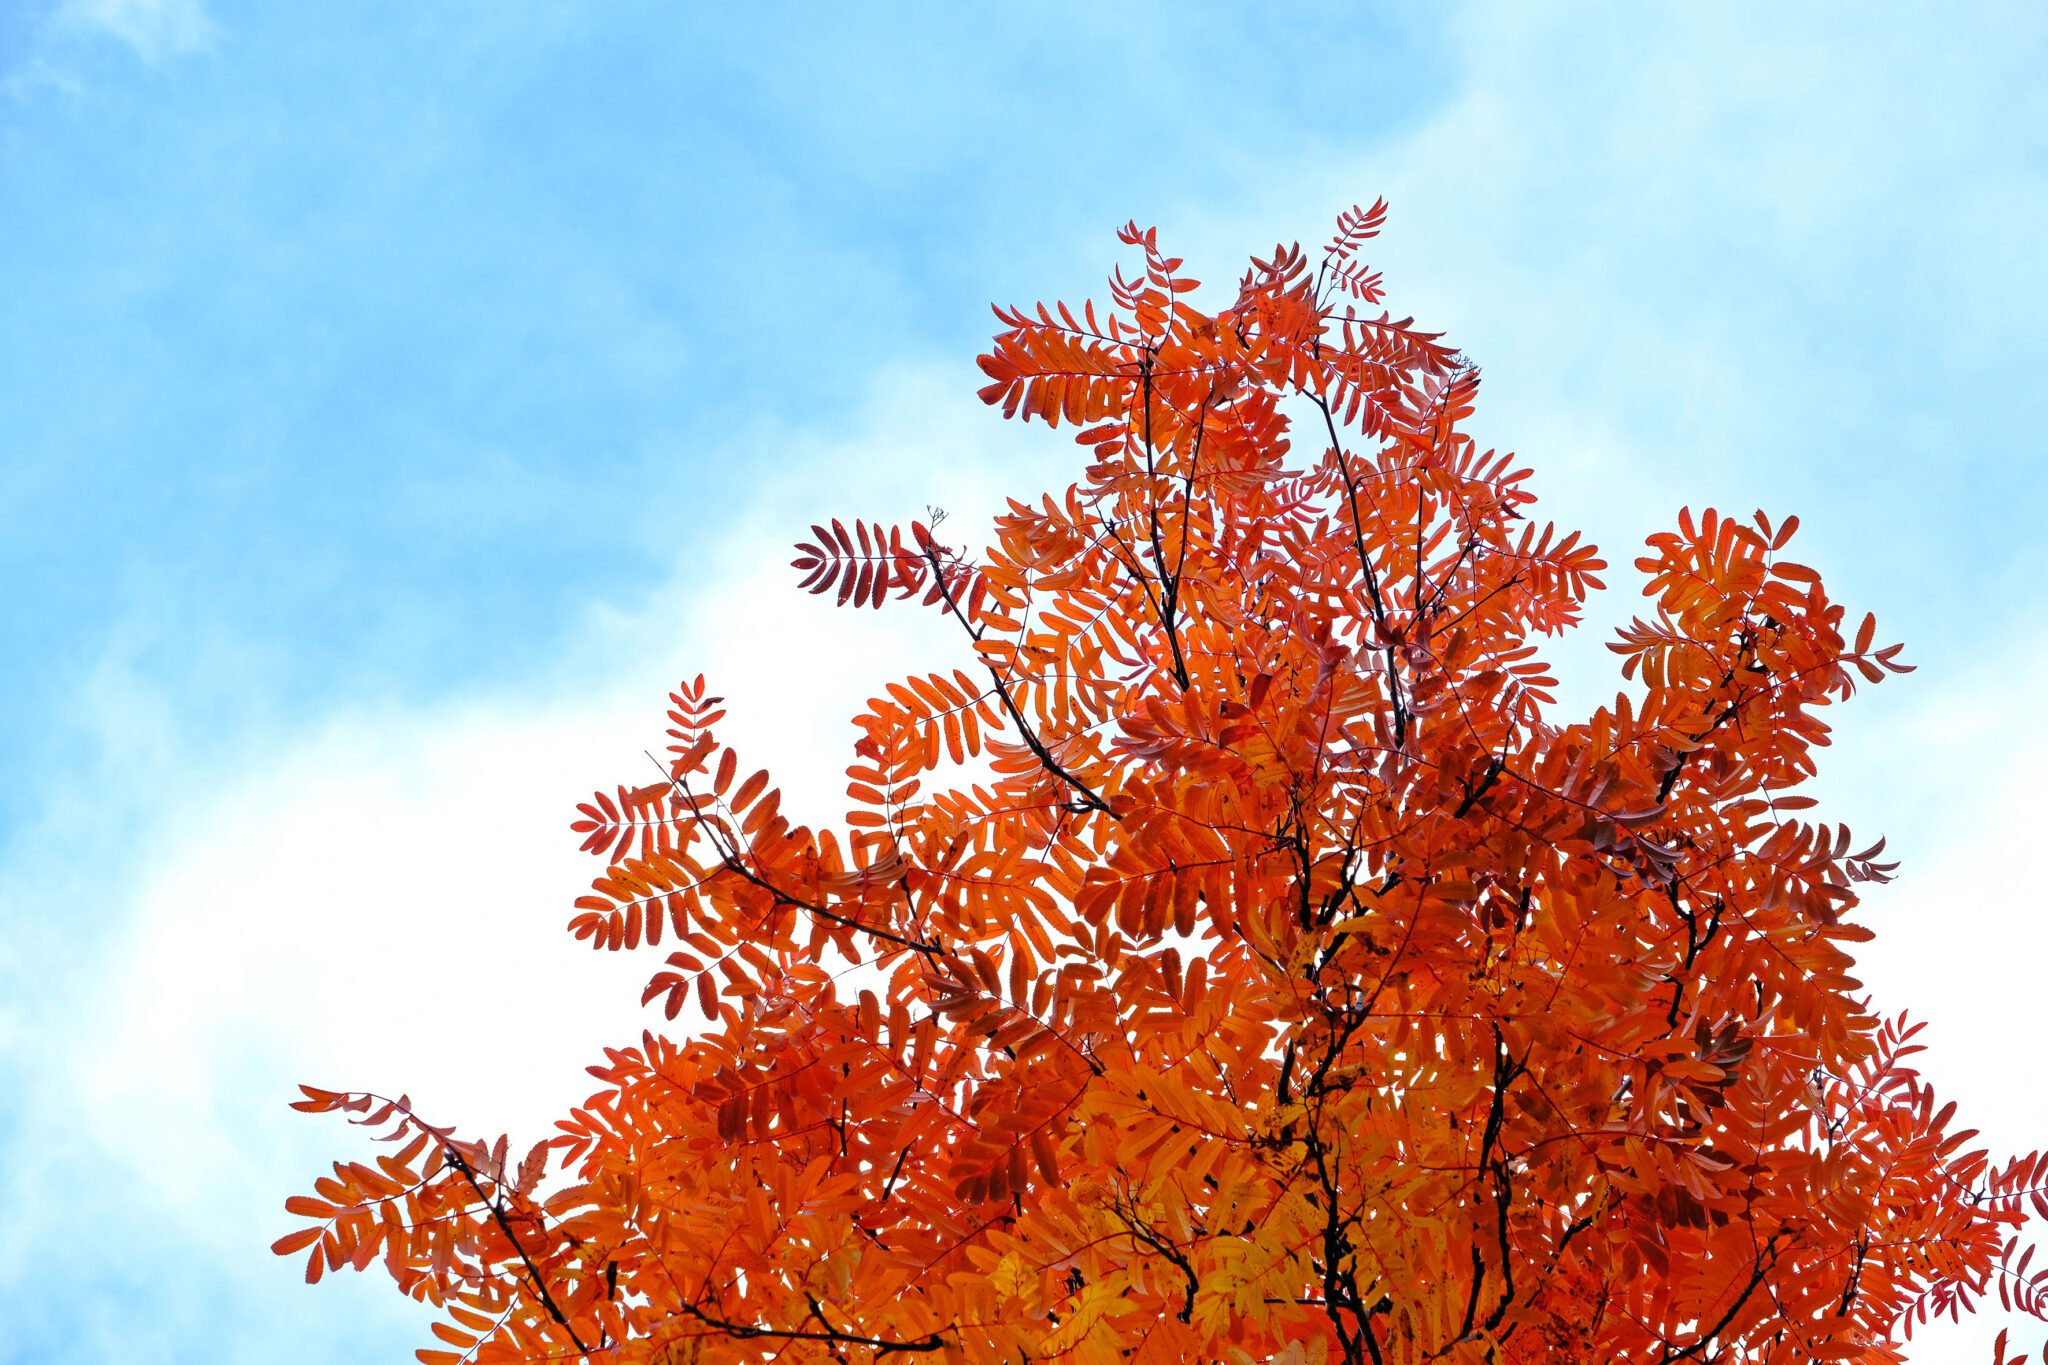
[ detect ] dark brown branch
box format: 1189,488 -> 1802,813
1659,1233 -> 1784,1361
1453,753 -> 1507,819
1137,353 -> 1192,689
1115,1204 -> 1200,1324
1312,394 -> 1409,750
670,1295 -> 948,1357
444,1147 -> 593,1355
1656,625 -> 1762,803
647,752 -> 944,963
920,543 -> 1120,819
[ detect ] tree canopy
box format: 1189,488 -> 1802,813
283,206 -> 2048,1364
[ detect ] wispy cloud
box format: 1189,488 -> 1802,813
56,0 -> 216,64
1,56 -> 85,104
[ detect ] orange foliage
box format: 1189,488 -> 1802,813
284,208 -> 2048,1363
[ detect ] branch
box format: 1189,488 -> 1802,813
443,1147 -> 593,1355
1312,394 -> 1409,750
1660,1233 -> 1784,1361
647,752 -> 945,963
921,543 -> 1120,819
671,1296 -> 948,1357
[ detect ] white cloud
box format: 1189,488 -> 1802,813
0,364 -> 1064,1355
1848,640 -> 2048,1147
66,365 -> 1055,1190
57,0 -> 217,64
1,56 -> 86,104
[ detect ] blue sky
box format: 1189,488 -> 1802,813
2,1 -> 2044,1360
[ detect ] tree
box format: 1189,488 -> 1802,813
282,206 -> 2048,1364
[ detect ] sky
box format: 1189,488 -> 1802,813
1,1 -> 2044,1359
